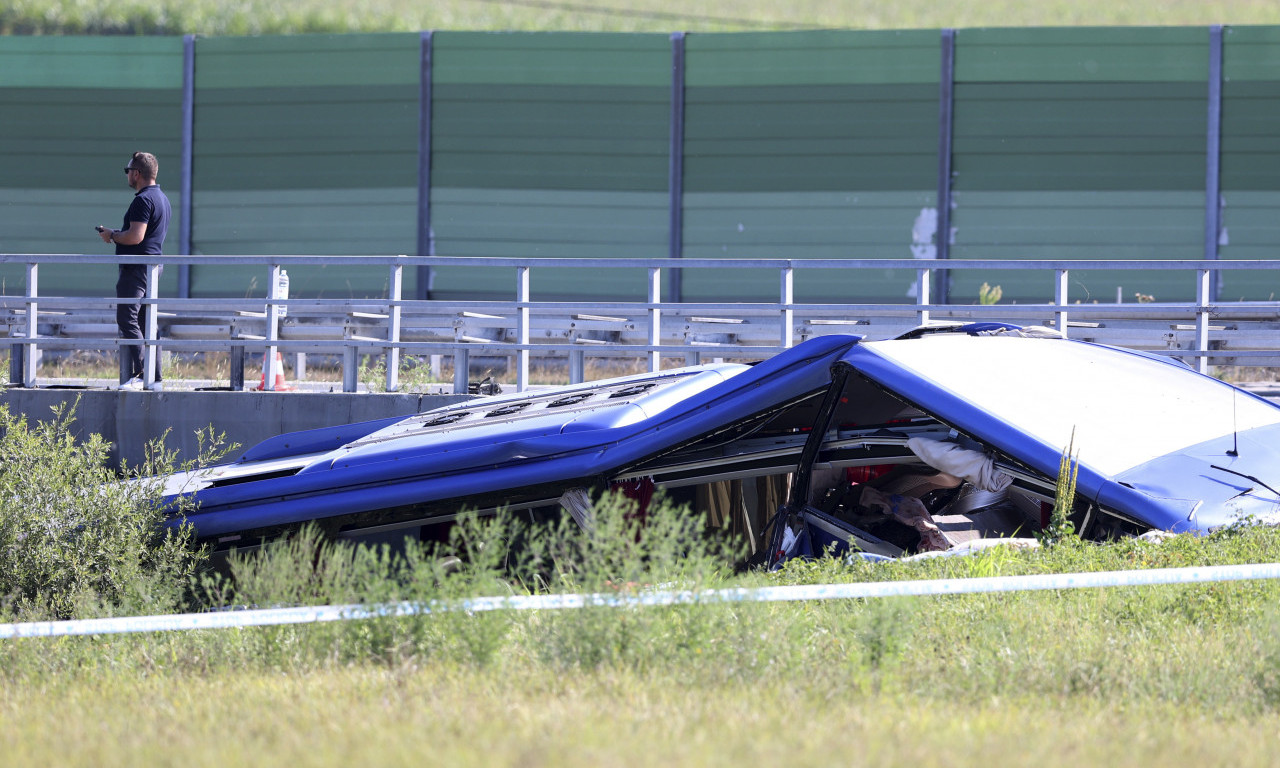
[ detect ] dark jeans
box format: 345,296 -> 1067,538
116,265 -> 162,382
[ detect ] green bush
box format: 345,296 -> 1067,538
0,401 -> 218,620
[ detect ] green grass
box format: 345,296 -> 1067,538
4,0 -> 1280,36
5,666 -> 1280,767
5,498 -> 1280,765
5,534 -> 1280,765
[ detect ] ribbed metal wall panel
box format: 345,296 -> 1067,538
949,27 -> 1210,303
0,36 -> 184,296
682,30 -> 940,302
427,32 -> 671,300
190,33 -> 420,298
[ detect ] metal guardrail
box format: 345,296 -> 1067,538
4,254 -> 1280,393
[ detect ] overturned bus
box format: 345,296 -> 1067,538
159,325 -> 1280,565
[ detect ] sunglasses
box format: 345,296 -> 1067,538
123,167 -> 138,174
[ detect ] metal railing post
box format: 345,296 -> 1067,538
23,263 -> 37,388
230,344 -> 245,390
266,263 -> 283,391
648,267 -> 662,372
916,268 -> 931,327
342,345 -> 358,393
1196,267 -> 1211,374
386,263 -> 403,392
453,347 -> 470,394
516,265 -> 530,391
8,342 -> 21,387
780,265 -> 794,348
1054,269 -> 1069,337
143,263 -> 160,386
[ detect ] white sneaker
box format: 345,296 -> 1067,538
146,381 -> 164,392
118,377 -> 143,391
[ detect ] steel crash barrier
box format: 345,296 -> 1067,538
4,562 -> 1280,640
4,254 -> 1280,394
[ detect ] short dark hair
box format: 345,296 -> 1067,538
128,152 -> 159,180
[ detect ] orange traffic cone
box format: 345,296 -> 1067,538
254,351 -> 293,391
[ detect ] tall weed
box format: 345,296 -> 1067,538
1039,432 -> 1080,547
524,491 -> 738,592
192,490 -> 743,672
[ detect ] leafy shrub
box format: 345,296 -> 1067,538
0,401 -> 220,620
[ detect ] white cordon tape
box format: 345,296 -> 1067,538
4,562 -> 1280,640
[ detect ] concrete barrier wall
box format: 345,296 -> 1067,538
0,389 -> 474,469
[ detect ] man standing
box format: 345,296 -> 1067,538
97,151 -> 170,391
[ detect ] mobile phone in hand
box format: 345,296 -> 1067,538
95,225 -> 107,233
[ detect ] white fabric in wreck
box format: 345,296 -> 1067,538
907,437 -> 1013,493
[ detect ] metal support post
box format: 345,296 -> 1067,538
266,263 -> 283,391
1054,269 -> 1069,337
343,346 -> 358,393
24,263 -> 38,388
935,29 -> 956,304
780,266 -> 794,349
1205,26 -> 1224,302
916,268 -> 931,327
668,31 -> 686,303
230,345 -> 245,390
417,30 -> 435,299
179,34 -> 195,298
453,348 -> 470,394
143,263 -> 160,387
516,266 -> 530,391
1195,268 -> 1211,374
648,267 -> 662,372
8,343 -> 21,387
386,263 -> 403,392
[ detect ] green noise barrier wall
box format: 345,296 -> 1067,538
0,36 -> 184,297
2,26 -> 1278,304
949,27 -> 1211,303
681,30 -> 939,303
191,33 -> 420,298
427,32 -> 671,300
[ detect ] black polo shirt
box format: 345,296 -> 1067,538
116,184 -> 171,257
